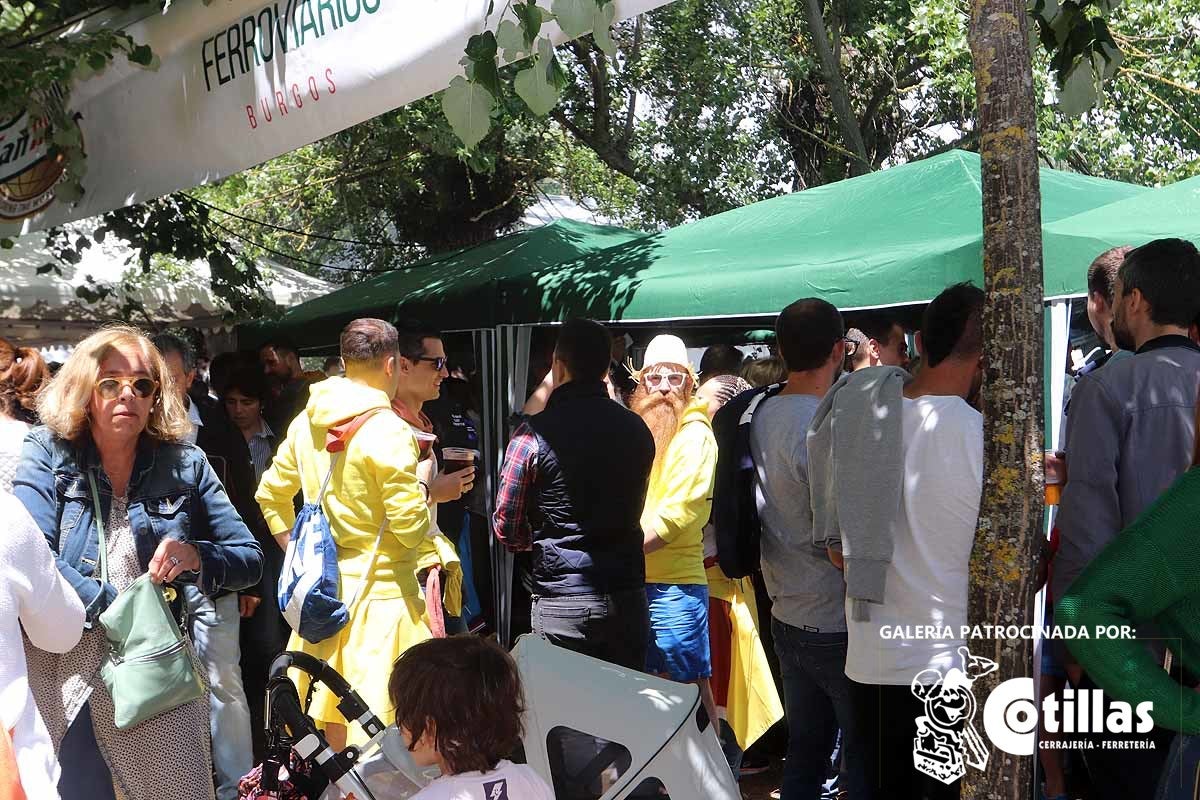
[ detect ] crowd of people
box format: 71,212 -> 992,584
4,236 -> 1200,800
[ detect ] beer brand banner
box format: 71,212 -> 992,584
0,0 -> 669,235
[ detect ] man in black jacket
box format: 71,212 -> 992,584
493,318 -> 655,670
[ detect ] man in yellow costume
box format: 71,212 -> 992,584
631,334 -> 721,728
257,318 -> 432,751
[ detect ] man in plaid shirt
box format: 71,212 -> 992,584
493,319 -> 654,670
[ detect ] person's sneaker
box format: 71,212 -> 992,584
738,755 -> 771,778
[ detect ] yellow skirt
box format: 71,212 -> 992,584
288,592 -> 431,743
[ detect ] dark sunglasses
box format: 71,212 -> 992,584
95,376 -> 158,400
414,356 -> 448,371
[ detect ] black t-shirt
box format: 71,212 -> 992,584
425,387 -> 484,523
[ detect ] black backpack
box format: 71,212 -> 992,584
711,382 -> 785,578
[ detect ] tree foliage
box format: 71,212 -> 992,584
3,0 -> 1198,319
1,1 -> 156,206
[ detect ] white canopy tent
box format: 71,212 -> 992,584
0,224 -> 331,347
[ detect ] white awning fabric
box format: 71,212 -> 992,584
0,224 -> 331,346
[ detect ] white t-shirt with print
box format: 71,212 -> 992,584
412,760 -> 554,800
844,394 -> 983,686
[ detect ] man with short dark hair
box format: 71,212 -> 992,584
494,318 -> 655,668
256,317 -> 432,752
1054,238 -> 1200,799
845,313 -> 908,371
1084,245 -> 1134,358
259,338 -> 310,433
810,283 -> 985,800
748,298 -> 863,800
390,324 -> 475,633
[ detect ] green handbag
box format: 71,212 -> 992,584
89,472 -> 205,730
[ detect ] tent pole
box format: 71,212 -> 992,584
1031,296 -> 1072,791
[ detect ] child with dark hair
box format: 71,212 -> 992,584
389,637 -> 553,800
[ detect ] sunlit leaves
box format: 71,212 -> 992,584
442,75 -> 497,149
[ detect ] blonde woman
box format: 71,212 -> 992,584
12,326 -> 262,800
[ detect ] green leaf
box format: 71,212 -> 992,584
552,0 -> 593,39
1058,58 -> 1098,116
129,45 -> 153,66
472,56 -> 503,98
37,264 -> 55,275
592,1 -> 617,56
497,19 -> 528,62
441,76 -> 495,149
1093,39 -> 1122,82
465,31 -> 498,63
87,52 -> 107,71
94,229 -> 107,244
514,1 -> 544,48
514,38 -> 561,115
0,238 -> 12,250
463,31 -> 502,96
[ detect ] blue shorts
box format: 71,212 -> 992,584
646,583 -> 711,681
1042,606 -> 1066,678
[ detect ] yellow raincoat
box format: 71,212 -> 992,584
256,377 -> 432,733
642,399 -> 717,586
707,565 -> 785,750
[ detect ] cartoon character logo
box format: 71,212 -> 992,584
911,646 -> 998,785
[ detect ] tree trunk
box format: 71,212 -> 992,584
963,0 -> 1044,798
799,0 -> 870,176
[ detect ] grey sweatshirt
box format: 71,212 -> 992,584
1053,337 -> 1200,604
808,366 -> 910,621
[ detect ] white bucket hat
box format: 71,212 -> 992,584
632,334 -> 697,383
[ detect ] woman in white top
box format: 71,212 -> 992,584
0,490 -> 85,800
0,338 -> 48,491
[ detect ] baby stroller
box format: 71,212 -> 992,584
240,637 -> 741,800
238,651 -> 436,800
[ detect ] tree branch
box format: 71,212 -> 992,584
916,129 -> 981,160
799,0 -> 871,175
620,15 -> 644,150
551,109 -> 643,180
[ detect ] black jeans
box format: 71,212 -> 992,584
850,681 -> 960,800
1071,673 -> 1174,800
531,588 -> 649,671
771,621 -> 862,800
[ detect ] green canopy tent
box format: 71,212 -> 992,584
469,151 -> 1145,643
489,150 -> 1145,324
243,218 -> 646,351
246,150 -> 1149,645
1042,174 -> 1200,295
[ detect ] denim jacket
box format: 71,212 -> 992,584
13,426 -> 264,623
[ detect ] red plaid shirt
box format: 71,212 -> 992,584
492,423 -> 539,552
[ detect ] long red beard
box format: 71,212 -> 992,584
631,384 -> 686,470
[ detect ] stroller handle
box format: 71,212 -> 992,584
261,652 -> 389,800
268,651 -> 387,741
